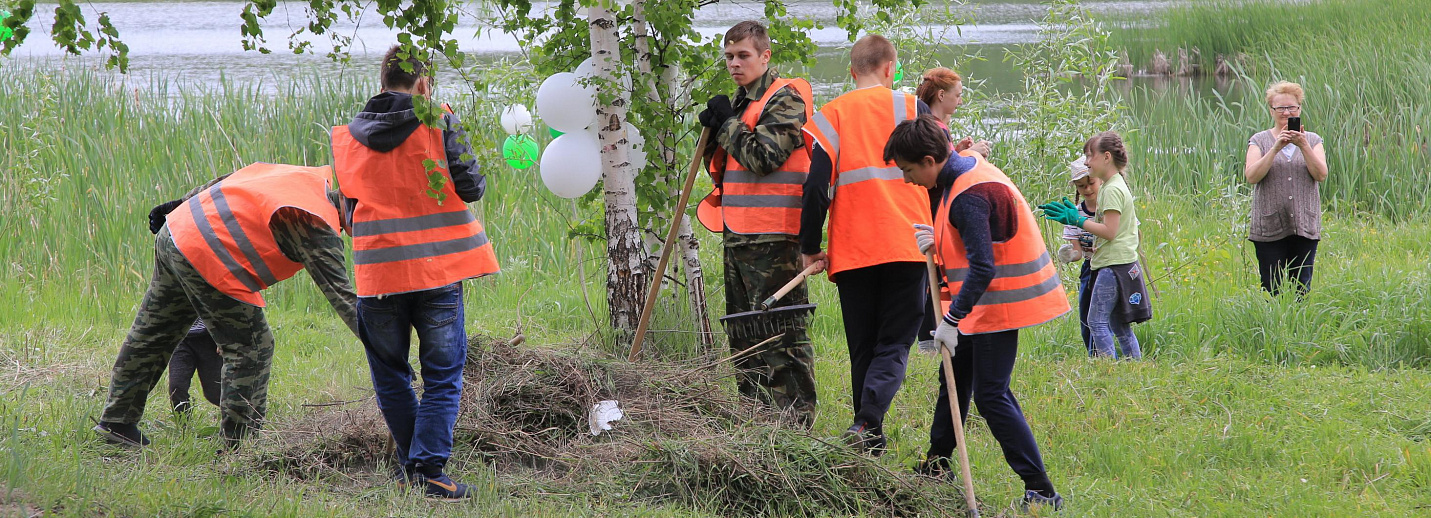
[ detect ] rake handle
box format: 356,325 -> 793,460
757,262 -> 823,311
926,251 -> 979,517
629,127 -> 711,362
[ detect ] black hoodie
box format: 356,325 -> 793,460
347,91 -> 484,203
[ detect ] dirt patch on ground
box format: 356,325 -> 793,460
248,336 -> 966,516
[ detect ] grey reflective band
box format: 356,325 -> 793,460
351,210 -> 477,238
187,195 -> 264,292
723,169 -> 806,185
811,112 -> 840,158
835,165 -> 904,187
208,186 -> 279,286
354,232 -> 489,266
721,194 -> 803,209
893,91 -> 908,125
945,253 -> 1054,284
972,273 -> 1063,306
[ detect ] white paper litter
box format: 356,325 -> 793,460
588,400 -> 624,436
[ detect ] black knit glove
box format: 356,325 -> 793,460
148,199 -> 183,234
698,95 -> 735,129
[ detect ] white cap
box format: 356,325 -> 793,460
1067,157 -> 1090,184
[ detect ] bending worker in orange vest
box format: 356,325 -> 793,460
331,45 -> 499,501
696,20 -> 818,426
887,115 -> 1067,511
800,34 -> 930,453
96,163 -> 359,450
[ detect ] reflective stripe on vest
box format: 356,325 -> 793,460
706,77 -> 814,235
167,163 -> 341,307
333,122 -> 500,297
934,151 -> 1069,334
800,86 -> 929,276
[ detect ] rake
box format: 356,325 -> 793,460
719,263 -> 821,342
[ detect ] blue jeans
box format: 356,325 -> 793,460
357,282 -> 467,472
1088,268 -> 1141,359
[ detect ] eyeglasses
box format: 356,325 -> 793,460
1271,105 -> 1301,113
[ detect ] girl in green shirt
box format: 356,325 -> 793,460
1041,131 -> 1150,359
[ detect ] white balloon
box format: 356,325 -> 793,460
622,121 -> 647,171
536,72 -> 596,133
540,132 -> 603,198
499,104 -> 533,135
574,57 -> 594,78
576,56 -> 633,93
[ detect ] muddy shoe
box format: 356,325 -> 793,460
93,422 -> 150,448
414,472 -> 474,501
1021,490 -> 1064,512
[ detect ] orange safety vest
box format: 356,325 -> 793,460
935,151 -> 1070,334
802,86 -> 930,277
332,121 -> 500,297
167,163 -> 342,307
697,78 -> 814,235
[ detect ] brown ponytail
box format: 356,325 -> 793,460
1084,130 -> 1129,171
915,67 -> 961,108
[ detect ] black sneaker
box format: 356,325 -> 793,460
93,422 -> 150,448
1021,490 -> 1064,512
414,472 -> 474,501
913,455 -> 954,481
841,423 -> 888,457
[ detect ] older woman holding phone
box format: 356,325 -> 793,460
1243,81 -> 1328,296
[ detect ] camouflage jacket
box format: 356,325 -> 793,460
715,69 -> 809,247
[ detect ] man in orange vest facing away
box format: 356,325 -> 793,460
331,45 -> 498,501
696,20 -> 818,427
800,34 -> 931,454
96,163 -> 359,450
887,115 -> 1067,511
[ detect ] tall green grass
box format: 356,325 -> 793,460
1109,0 -> 1431,219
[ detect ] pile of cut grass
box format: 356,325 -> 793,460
247,336 -> 967,516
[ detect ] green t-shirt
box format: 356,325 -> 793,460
1091,173 -> 1139,269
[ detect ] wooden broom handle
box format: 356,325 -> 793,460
628,127 -> 711,362
757,262 -> 823,310
926,251 -> 980,517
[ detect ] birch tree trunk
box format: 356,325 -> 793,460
632,0 -> 714,346
589,4 -> 643,333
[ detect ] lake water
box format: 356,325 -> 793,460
3,0 -> 1236,100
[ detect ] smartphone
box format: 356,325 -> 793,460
1287,116 -> 1301,133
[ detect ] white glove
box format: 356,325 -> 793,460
933,316 -> 961,356
1056,243 -> 1084,264
913,224 -> 935,255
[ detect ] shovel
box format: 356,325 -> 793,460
924,251 -> 980,517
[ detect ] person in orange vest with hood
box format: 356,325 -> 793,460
799,34 -> 930,454
887,115 -> 1067,511
96,163 -> 359,451
696,20 -> 818,426
331,44 -> 498,501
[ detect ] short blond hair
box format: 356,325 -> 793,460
1264,81 -> 1304,105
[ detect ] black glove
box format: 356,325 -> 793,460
698,95 -> 735,130
148,199 -> 183,234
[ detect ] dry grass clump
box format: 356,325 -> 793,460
251,335 -> 965,516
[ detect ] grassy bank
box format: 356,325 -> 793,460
4,62 -> 1431,515
1109,0 -> 1431,219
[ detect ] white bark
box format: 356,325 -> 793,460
633,0 -> 713,346
590,4 -> 644,333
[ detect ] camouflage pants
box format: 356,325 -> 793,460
100,226 -> 275,447
724,239 -> 817,425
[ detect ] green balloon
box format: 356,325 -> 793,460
548,127 -> 564,139
894,62 -> 904,84
0,11 -> 12,43
502,134 -> 540,170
